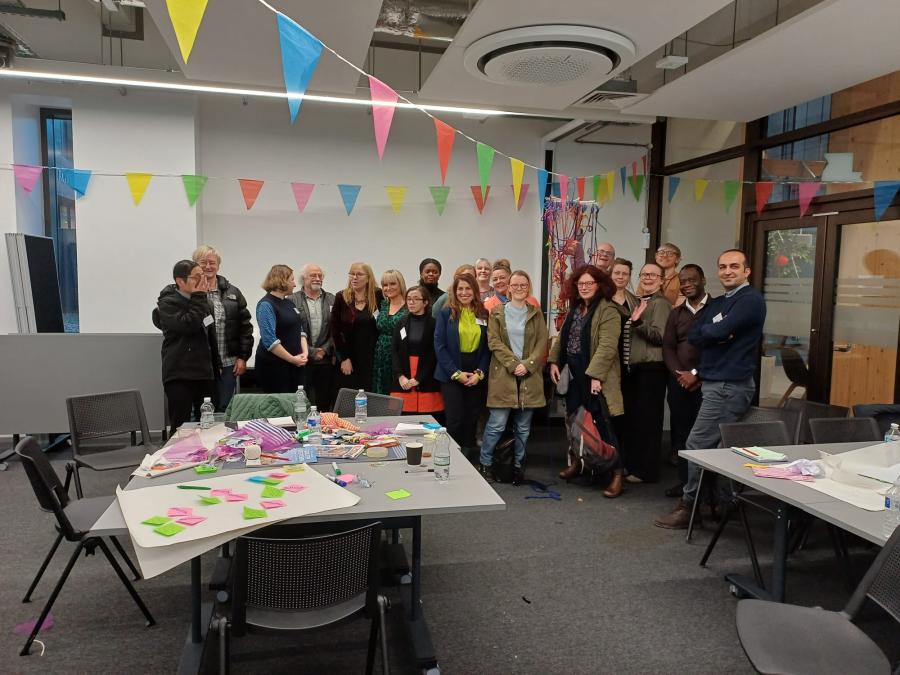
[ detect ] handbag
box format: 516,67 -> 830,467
556,364 -> 572,395
569,399 -> 619,475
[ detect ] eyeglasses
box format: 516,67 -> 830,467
509,283 -> 529,290
576,281 -> 597,288
348,272 -> 366,277
640,272 -> 662,279
656,249 -> 678,257
596,250 -> 614,257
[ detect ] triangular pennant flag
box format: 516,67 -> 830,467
798,182 -> 821,217
126,172 -> 152,206
510,158 -> 525,210
592,175 -> 601,202
165,0 -> 208,63
385,185 -> 407,214
290,182 -> 315,213
369,76 -> 399,159
513,183 -> 529,211
58,168 -> 92,198
13,164 -> 42,192
631,160 -> 639,179
874,180 -> 900,221
276,12 -> 324,123
694,179 -> 709,202
470,185 -> 490,214
429,186 -> 450,216
476,142 -> 495,200
576,176 -> 586,201
607,171 -> 615,199
619,166 -> 627,194
536,168 -> 549,207
238,179 -> 264,210
667,176 -> 681,203
755,182 -> 775,215
337,184 -> 361,215
723,180 -> 741,212
181,175 -> 208,206
559,175 -> 569,203
434,119 -> 455,185
551,182 -> 560,199
628,175 -> 645,201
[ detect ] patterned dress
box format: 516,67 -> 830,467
372,299 -> 408,394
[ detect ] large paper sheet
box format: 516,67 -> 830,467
819,441 -> 900,484
799,475 -> 887,511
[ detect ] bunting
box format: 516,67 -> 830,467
797,182 -> 821,217
628,175 -> 644,201
667,176 -> 681,203
755,182 -> 775,215
369,76 -> 399,159
429,186 -> 450,215
276,12 -> 323,123
576,176 -> 586,201
337,184 -> 361,215
181,174 -> 208,206
57,168 -> 92,198
619,166 -> 627,194
165,0 -> 208,64
475,142 -> 494,200
434,119 -> 455,185
559,175 -> 569,203
290,182 -> 315,213
385,185 -> 407,214
471,185 -> 490,214
238,179 -> 264,210
723,180 -> 740,212
510,158 -> 525,210
874,180 -> 900,221
592,174 -> 602,203
536,168 -> 549,207
606,171 -> 615,200
513,184 -> 529,211
694,179 -> 709,202
13,164 -> 42,192
126,172 -> 152,206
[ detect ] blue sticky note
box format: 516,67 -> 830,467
247,475 -> 268,484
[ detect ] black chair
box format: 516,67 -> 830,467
736,523 -> 900,675
740,406 -> 803,444
853,404 -> 900,437
778,347 -> 810,407
67,390 -> 157,497
810,417 -> 883,444
785,398 -> 850,444
15,437 -> 154,656
216,522 -> 390,675
333,388 -> 404,419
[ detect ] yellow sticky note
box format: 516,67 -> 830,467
385,489 -> 411,500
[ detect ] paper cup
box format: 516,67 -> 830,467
406,442 -> 423,466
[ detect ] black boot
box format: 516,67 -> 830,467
512,465 -> 525,486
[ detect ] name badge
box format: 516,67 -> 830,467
227,294 -> 237,300
712,312 -> 724,324
476,318 -> 487,326
294,307 -> 301,314
203,315 -> 214,328
400,327 -> 407,340
373,309 -> 380,319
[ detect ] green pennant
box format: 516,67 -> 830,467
628,175 -> 645,201
181,174 -> 208,207
723,180 -> 741,212
592,174 -> 601,201
475,142 -> 495,200
429,186 -> 450,215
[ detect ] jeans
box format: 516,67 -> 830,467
480,408 -> 534,468
683,377 -> 755,503
216,367 -> 237,413
667,375 -> 703,484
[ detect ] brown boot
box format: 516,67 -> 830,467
558,457 -> 583,480
603,470 -> 624,498
654,498 -> 694,529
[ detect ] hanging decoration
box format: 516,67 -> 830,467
694,179 -> 709,202
369,76 -> 399,159
618,166 -> 627,194
873,180 -> 900,221
797,182 -> 821,217
475,143 -> 495,200
667,176 -> 681,203
290,182 -> 315,212
238,178 -> 265,210
181,174 -> 208,206
165,0 -> 209,64
385,185 -> 407,214
606,171 -> 615,200
510,158 -> 525,210
429,186 -> 450,215
513,183 -> 530,211
57,168 -> 92,198
126,172 -> 152,206
276,12 -> 324,123
13,164 -> 42,192
576,176 -> 586,202
434,119 -> 455,185
337,184 -> 361,215
755,182 -> 775,215
723,180 -> 741,212
471,185 -> 490,214
558,175 -> 569,203
628,174 -> 644,201
536,168 -> 549,208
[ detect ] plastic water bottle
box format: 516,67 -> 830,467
434,427 -> 450,482
307,406 -> 321,443
199,397 -> 215,429
884,423 -> 900,443
294,385 -> 309,427
883,477 -> 900,539
355,389 -> 368,425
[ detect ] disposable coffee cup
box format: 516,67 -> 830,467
405,442 -> 423,466
244,443 -> 261,461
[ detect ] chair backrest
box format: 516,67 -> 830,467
809,417 -> 883,444
224,393 -> 295,422
231,521 -> 383,635
333,388 -> 404,418
67,390 -> 151,455
844,522 -> 900,625
15,437 -> 79,540
779,347 -> 810,387
740,406 -> 802,444
852,404 -> 900,437
784,398 -> 849,443
719,420 -> 792,449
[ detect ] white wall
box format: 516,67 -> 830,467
0,95 -> 17,333
11,99 -> 45,237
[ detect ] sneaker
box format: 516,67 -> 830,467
477,464 -> 494,483
654,498 -> 694,529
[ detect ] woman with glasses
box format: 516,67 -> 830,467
331,262 -> 383,392
655,242 -> 683,305
434,272 -> 491,460
549,265 -> 625,497
391,286 -> 444,418
480,270 -> 548,485
484,259 -> 540,312
615,262 -> 672,484
254,264 -> 309,393
372,269 -> 408,394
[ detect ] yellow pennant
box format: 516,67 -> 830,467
126,172 -> 153,206
694,179 -> 709,202
385,185 -> 407,214
606,171 -> 615,200
165,0 -> 209,64
510,158 -> 525,209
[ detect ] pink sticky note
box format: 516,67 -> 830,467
210,489 -> 233,497
260,499 -> 286,509
167,507 -> 193,517
282,484 -> 307,493
268,471 -> 289,479
225,493 -> 248,502
338,474 -> 356,484
176,515 -> 207,526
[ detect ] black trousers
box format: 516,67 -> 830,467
667,374 -> 703,484
165,379 -> 214,436
440,380 -> 485,453
304,361 -> 336,412
620,362 -> 668,482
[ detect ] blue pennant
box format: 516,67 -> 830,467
57,168 -> 92,198
536,168 -> 549,207
667,176 -> 681,203
873,181 -> 900,221
337,184 -> 361,215
276,13 -> 323,123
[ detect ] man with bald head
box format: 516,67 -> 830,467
290,263 -> 336,410
591,242 -> 616,274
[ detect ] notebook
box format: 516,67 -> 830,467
731,446 -> 787,463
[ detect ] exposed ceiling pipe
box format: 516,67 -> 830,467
374,0 -> 472,43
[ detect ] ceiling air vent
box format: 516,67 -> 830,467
463,25 -> 636,87
573,79 -> 647,110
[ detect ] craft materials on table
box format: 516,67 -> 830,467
730,446 -> 787,463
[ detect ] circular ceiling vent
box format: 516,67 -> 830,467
463,25 -> 636,87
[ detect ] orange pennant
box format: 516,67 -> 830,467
238,179 -> 264,210
470,185 -> 490,214
576,176 -> 586,201
434,119 -> 455,185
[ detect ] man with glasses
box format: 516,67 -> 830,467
655,242 -> 683,305
152,259 -> 221,435
655,249 -> 765,529
290,263 -> 336,411
590,242 -> 616,274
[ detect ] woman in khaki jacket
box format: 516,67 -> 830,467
480,271 -> 549,485
549,264 -> 625,498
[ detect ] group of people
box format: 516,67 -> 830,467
153,239 -> 766,514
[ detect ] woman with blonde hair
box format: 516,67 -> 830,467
254,264 -> 309,393
372,269 -> 408,394
330,262 -> 383,392
474,257 -> 493,300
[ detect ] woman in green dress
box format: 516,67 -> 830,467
373,269 -> 408,394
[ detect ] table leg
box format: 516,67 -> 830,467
191,556 -> 201,643
411,516 -> 422,621
724,500 -> 789,602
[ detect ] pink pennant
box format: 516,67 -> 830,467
290,182 -> 315,213
13,164 -> 42,193
797,182 -> 821,217
559,175 -> 569,202
510,183 -> 530,211
368,76 -> 399,160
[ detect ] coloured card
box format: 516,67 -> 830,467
282,484 -> 307,493
268,471 -> 289,479
154,522 -> 186,537
243,506 -> 267,519
210,489 -> 232,497
199,496 -> 222,505
260,499 -> 286,509
176,516 -> 207,526
385,489 -> 412,500
261,485 -> 285,498
194,465 -> 218,474
142,516 -> 171,526
225,492 -> 248,502
166,507 -> 193,517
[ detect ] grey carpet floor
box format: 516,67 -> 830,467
1,424 -> 897,674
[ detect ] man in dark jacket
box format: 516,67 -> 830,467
152,260 -> 221,435
290,263 -> 336,410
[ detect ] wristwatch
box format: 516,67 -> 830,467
690,368 -> 698,376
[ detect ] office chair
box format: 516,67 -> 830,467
810,417 -> 883,444
853,404 -> 900,437
777,347 -> 810,407
333,389 -> 404,419
785,398 -> 849,444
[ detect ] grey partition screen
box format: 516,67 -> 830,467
5,233 -> 64,333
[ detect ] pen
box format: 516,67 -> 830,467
405,468 -> 435,473
326,474 -> 347,487
260,453 -> 283,460
742,447 -> 760,457
177,485 -> 212,490
332,461 -> 342,476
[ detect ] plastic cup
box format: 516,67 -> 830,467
405,442 -> 423,466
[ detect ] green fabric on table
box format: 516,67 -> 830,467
224,393 -> 295,422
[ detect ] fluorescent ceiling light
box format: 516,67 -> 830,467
0,68 -> 528,117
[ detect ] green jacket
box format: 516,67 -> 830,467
486,304 -> 549,409
549,299 -> 623,416
615,290 -> 671,365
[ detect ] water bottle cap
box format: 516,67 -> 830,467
203,397 -> 211,403
358,389 -> 364,393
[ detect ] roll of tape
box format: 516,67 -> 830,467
244,443 -> 261,461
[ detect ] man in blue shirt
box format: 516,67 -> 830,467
655,249 -> 766,529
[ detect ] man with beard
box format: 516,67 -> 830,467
290,263 -> 336,410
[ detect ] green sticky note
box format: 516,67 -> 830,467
385,489 -> 412,500
142,515 -> 171,526
199,496 -> 222,505
261,485 -> 284,498
262,477 -> 283,485
243,506 -> 267,520
154,522 -> 186,537
194,464 -> 218,474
